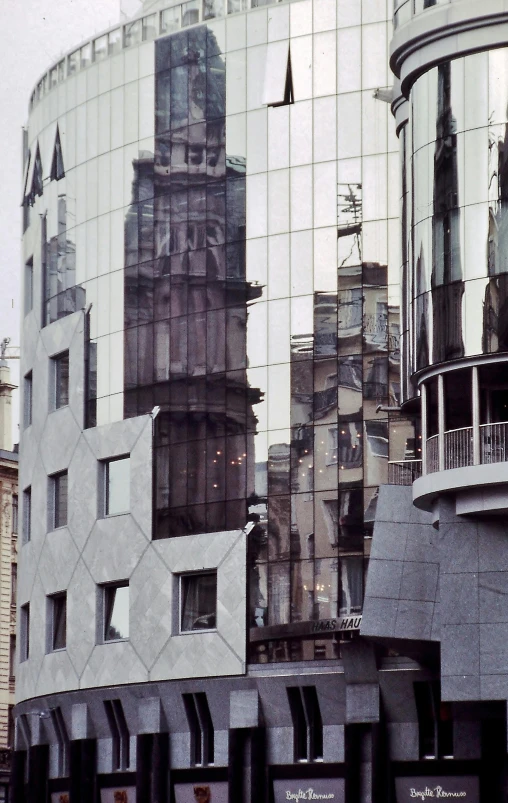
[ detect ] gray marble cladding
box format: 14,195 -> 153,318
17,314 -> 247,703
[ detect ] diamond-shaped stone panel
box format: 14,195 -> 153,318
35,651 -> 80,697
67,435 -> 100,550
155,529 -> 239,574
129,547 -> 173,671
37,528 -> 80,595
40,406 -> 81,476
80,642 -> 147,689
27,453 -> 49,545
130,419 -> 153,538
20,311 -> 40,372
30,338 -> 50,440
40,309 -> 82,357
69,317 -> 85,421
18,427 -> 39,489
82,515 -> 149,583
66,559 -> 98,679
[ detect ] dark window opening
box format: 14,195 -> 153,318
54,351 -> 70,409
24,372 -> 32,428
50,707 -> 70,777
23,487 -> 31,543
414,681 -> 453,759
287,686 -> 323,762
426,377 -> 439,437
51,471 -> 68,529
51,593 -> 67,651
24,259 -> 33,315
20,603 -> 30,662
9,635 -> 15,680
12,495 -> 18,535
104,698 -> 130,771
444,369 -> 471,431
183,692 -> 214,766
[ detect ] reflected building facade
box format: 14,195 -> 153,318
12,0 -> 432,800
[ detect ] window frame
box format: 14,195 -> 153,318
179,571 -> 218,634
102,455 -> 131,518
52,350 -> 70,410
50,471 -> 68,530
49,592 -> 67,652
102,582 -> 130,643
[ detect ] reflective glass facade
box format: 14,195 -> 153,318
22,0 -> 409,664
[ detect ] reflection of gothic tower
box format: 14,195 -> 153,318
483,110 -> 508,351
431,61 -> 464,362
123,30 -> 260,537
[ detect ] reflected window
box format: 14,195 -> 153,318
180,572 -> 217,632
181,0 -> 200,26
80,43 -> 92,70
51,471 -> 68,530
53,351 -> 69,409
365,420 -> 389,458
108,28 -> 122,55
93,34 -> 108,62
57,60 -> 65,82
104,456 -> 130,516
103,583 -> 129,641
160,6 -> 181,33
204,0 -> 224,19
339,556 -> 363,616
50,593 -> 67,651
124,19 -> 142,48
142,14 -> 157,40
67,50 -> 78,75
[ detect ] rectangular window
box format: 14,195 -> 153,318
7,706 -> 14,748
183,692 -> 214,766
160,6 -> 180,33
23,488 -> 31,543
50,593 -> 67,651
142,13 -> 157,40
12,495 -> 18,534
104,456 -> 130,516
103,583 -> 129,641
11,564 -> 16,606
180,573 -> 217,633
287,686 -> 323,762
24,259 -> 33,314
104,699 -> 130,771
20,603 -> 30,662
53,351 -> 69,409
24,372 -> 32,428
51,471 -> 68,529
9,635 -> 15,680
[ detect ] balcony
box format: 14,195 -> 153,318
388,459 -> 422,485
425,422 -> 508,474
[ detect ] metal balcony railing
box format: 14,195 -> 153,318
425,421 -> 508,473
444,427 -> 473,470
388,460 -> 422,485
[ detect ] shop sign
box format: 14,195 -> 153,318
395,777 -> 479,802
273,778 -> 345,802
174,781 -> 228,802
311,615 -> 362,634
100,788 -> 136,803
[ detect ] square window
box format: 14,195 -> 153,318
103,584 -> 129,641
51,472 -> 68,529
104,457 -> 130,516
24,372 -> 32,428
23,488 -> 31,543
53,352 -> 69,409
50,593 -> 67,651
180,572 -> 217,632
20,603 -> 29,662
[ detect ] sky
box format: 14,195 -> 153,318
0,0 -> 140,442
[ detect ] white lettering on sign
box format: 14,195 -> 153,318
409,787 -> 467,800
285,789 -> 335,800
310,616 -> 362,634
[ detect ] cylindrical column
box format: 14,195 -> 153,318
472,366 -> 480,465
420,383 -> 427,476
438,374 -> 445,472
